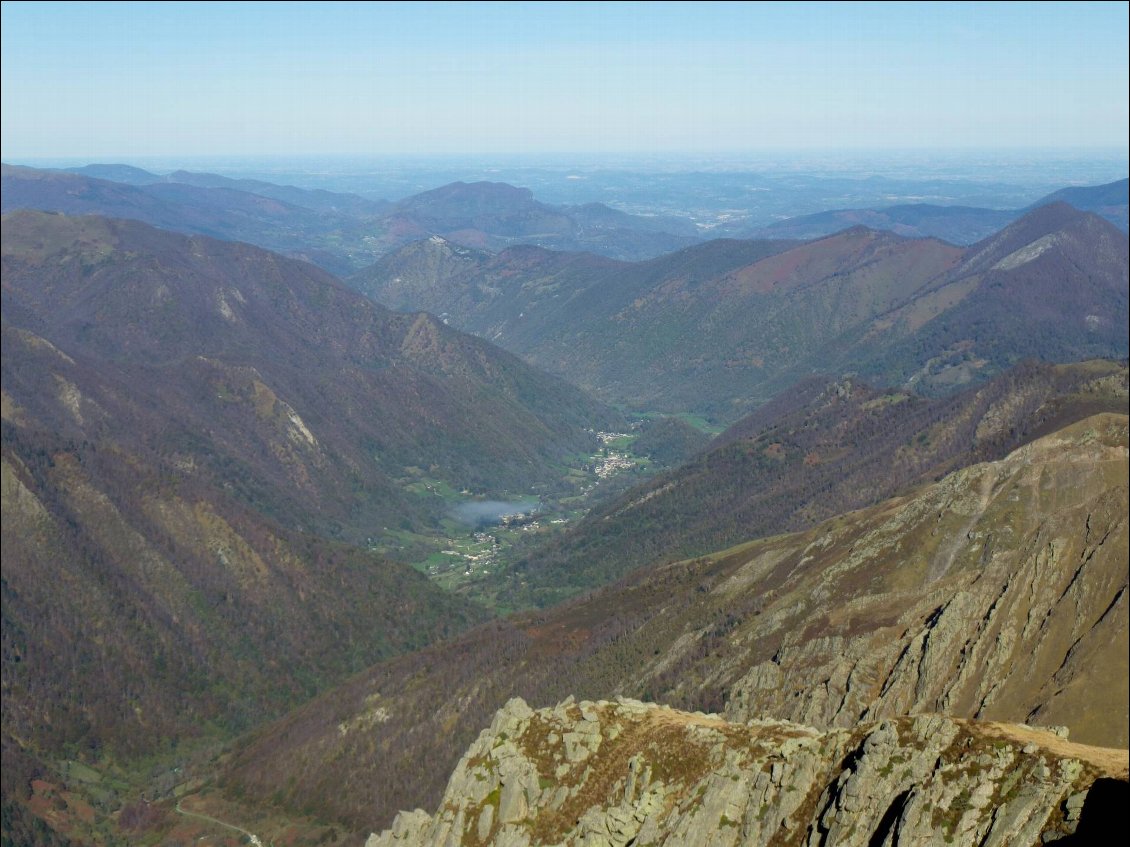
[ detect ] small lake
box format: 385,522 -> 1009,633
451,498 -> 540,527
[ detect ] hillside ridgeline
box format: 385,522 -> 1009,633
1,165 -> 701,270
504,360 -> 1128,605
355,204 -> 1128,418
742,177 -> 1128,243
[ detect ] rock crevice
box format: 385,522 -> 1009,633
368,698 -> 1127,847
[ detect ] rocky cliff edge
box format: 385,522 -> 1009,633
369,697 -> 1127,847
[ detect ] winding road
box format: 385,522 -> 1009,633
174,800 -> 263,846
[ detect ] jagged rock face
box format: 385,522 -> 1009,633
369,698 -> 1128,847
710,413 -> 1129,747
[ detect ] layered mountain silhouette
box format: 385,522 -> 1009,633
0,164 -> 373,275
356,204 -> 1128,418
66,163 -> 391,216
744,177 -> 1129,243
1,165 -> 701,269
376,180 -> 700,258
10,163 -> 1125,273
1032,178 -> 1129,227
3,164 -> 1127,847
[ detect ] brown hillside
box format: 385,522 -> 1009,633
503,359 -> 1129,606
1,211 -> 614,801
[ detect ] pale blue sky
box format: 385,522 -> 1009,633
2,1 -> 1127,158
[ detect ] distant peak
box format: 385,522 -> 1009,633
1017,200 -> 1086,226
821,224 -> 893,242
964,201 -> 1087,260
806,223 -> 908,249
954,200 -> 1125,284
426,180 -> 532,199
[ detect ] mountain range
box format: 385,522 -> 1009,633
11,164 -> 1126,277
65,163 -> 392,216
0,164 -> 377,276
2,210 -> 614,525
373,180 -> 701,259
743,178 -> 1129,243
500,360 -> 1129,606
0,165 -> 701,272
356,202 -> 1128,419
2,161 -> 1128,847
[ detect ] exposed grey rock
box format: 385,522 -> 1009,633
365,808 -> 431,847
368,699 -> 1126,847
717,419 -> 1130,752
476,804 -> 493,841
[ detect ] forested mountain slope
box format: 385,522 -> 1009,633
356,205 -> 1128,418
1,210 -> 618,829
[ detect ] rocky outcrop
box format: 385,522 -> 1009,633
713,414 -> 1129,748
368,697 -> 1128,847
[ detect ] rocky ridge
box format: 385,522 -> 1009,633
370,697 -> 1127,847
711,413 -> 1130,746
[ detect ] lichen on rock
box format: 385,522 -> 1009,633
367,698 -> 1126,847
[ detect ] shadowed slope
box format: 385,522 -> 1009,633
1,211 -> 617,800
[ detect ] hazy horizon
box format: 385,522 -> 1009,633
3,1 -> 1127,160
7,147 -> 1126,214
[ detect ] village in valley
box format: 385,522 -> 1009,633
399,428 -> 647,605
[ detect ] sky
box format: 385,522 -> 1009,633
2,1 -> 1128,158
